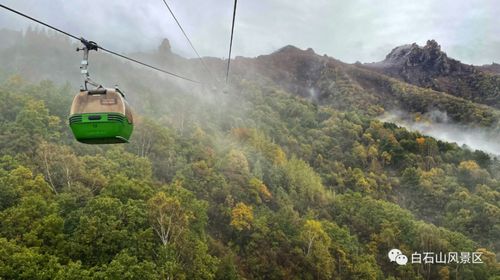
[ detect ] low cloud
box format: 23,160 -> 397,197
380,110 -> 500,156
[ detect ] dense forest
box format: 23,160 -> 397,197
0,29 -> 498,279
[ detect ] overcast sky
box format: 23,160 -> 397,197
0,0 -> 499,65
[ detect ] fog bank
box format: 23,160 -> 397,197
380,110 -> 500,156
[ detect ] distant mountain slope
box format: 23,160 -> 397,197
1,29 -> 500,131
230,43 -> 500,130
480,62 -> 500,74
363,40 -> 500,108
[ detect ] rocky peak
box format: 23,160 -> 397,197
362,39 -> 483,98
385,40 -> 445,64
158,38 -> 172,55
420,39 -> 446,65
384,43 -> 418,63
424,39 -> 441,52
305,48 -> 316,54
381,39 -> 457,76
275,45 -> 303,54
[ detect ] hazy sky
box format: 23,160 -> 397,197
0,0 -> 499,65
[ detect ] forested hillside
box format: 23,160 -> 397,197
0,29 -> 498,279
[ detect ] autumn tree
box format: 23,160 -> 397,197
230,202 -> 253,231
147,191 -> 192,246
300,219 -> 334,279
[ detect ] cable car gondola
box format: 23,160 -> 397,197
69,87 -> 133,144
69,39 -> 134,144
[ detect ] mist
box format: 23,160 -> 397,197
380,110 -> 500,156
1,0 -> 499,64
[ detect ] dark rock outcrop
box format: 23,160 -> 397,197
362,40 -> 500,108
158,38 -> 172,55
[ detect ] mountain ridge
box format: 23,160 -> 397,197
1,28 -> 499,130
361,39 -> 500,108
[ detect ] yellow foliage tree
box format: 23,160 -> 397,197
301,220 -> 334,279
458,160 -> 480,172
249,177 -> 272,202
148,192 -> 192,246
230,202 -> 254,231
302,220 -> 329,256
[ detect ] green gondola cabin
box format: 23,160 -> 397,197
69,87 -> 133,144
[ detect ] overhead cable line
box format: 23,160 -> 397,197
160,0 -> 218,83
225,0 -> 238,83
98,46 -> 199,83
0,3 -> 201,84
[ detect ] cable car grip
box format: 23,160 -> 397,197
76,38 -> 100,91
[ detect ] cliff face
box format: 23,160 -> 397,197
362,40 -> 500,108
365,40 -> 475,80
